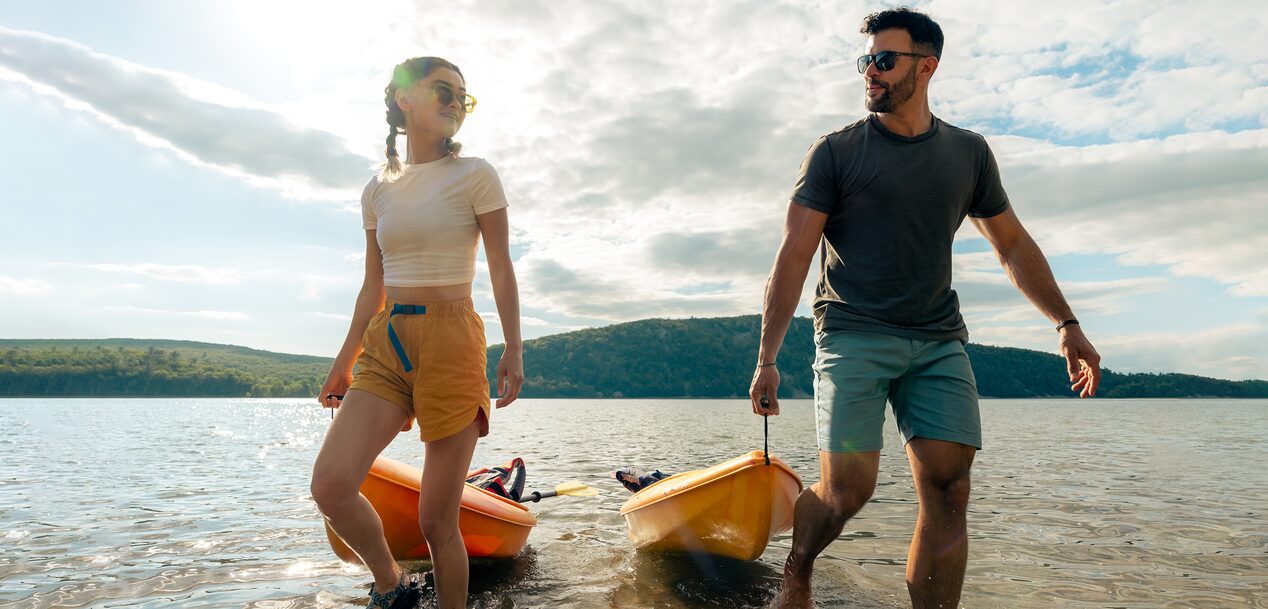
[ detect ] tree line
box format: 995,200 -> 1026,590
2,322 -> 1265,399
485,317 -> 1268,399
0,341 -> 325,397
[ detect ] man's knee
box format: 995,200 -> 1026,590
817,449 -> 881,523
821,478 -> 875,523
909,439 -> 975,514
915,469 -> 971,514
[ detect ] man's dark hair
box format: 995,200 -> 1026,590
860,7 -> 944,59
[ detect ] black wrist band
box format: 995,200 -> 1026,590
1055,318 -> 1079,331
758,362 -> 777,367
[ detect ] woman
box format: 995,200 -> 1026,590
310,56 -> 524,609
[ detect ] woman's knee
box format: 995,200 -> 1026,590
310,466 -> 359,512
418,505 -> 461,544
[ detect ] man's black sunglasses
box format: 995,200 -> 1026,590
856,51 -> 930,74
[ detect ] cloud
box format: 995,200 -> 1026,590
10,4 -> 1261,320
973,318 -> 1268,381
2,2 -> 1263,375
0,276 -> 51,295
518,257 -> 745,321
479,314 -> 566,328
508,128 -> 1267,325
931,0 -> 1268,139
0,26 -> 371,200
647,228 -> 780,280
989,129 -> 1268,297
51,263 -> 243,285
1096,322 -> 1267,380
101,306 -> 250,321
376,0 -> 1266,326
962,276 -> 1168,324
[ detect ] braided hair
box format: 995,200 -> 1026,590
380,56 -> 464,181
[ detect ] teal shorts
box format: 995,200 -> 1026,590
813,329 -> 981,453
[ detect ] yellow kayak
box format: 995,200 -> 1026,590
617,450 -> 803,560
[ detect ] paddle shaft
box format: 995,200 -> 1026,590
520,490 -> 558,503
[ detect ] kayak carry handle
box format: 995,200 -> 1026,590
761,395 -> 771,466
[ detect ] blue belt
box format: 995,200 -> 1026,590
386,303 -> 426,372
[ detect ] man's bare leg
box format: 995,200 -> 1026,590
905,438 -> 975,608
778,450 -> 880,609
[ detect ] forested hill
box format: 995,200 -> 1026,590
2,320 -> 1265,398
490,316 -> 1268,399
0,339 -> 328,397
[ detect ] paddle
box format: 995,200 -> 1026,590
519,481 -> 598,503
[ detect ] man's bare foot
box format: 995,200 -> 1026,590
774,594 -> 815,609
775,577 -> 814,609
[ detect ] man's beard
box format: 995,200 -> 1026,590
866,64 -> 917,113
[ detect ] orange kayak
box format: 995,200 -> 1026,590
325,455 -> 537,561
618,450 -> 803,560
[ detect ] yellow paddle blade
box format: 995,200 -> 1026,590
555,481 -> 598,497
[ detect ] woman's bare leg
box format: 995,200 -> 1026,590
418,417 -> 481,609
310,389 -> 410,594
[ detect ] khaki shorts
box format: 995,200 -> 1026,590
349,297 -> 490,442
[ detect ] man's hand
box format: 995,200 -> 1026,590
749,365 -> 781,415
1059,325 -> 1101,398
749,203 -> 826,417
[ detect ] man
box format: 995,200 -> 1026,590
748,8 -> 1102,609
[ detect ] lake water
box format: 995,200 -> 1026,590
1,398 -> 1265,608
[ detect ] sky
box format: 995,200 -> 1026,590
0,0 -> 1265,381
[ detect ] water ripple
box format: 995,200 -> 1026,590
1,398 -> 1265,608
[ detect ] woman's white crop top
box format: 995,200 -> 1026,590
361,156 -> 508,287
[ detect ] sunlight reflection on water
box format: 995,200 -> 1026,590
0,398 -> 1265,608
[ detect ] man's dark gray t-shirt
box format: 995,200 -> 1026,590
790,115 -> 1010,342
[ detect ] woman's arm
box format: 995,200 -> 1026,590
319,230 -> 386,409
477,208 -> 523,407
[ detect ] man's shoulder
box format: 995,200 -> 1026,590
820,116 -> 871,145
802,117 -> 871,163
935,118 -> 992,150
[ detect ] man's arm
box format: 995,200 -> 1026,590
971,208 -> 1101,398
749,203 -> 828,415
